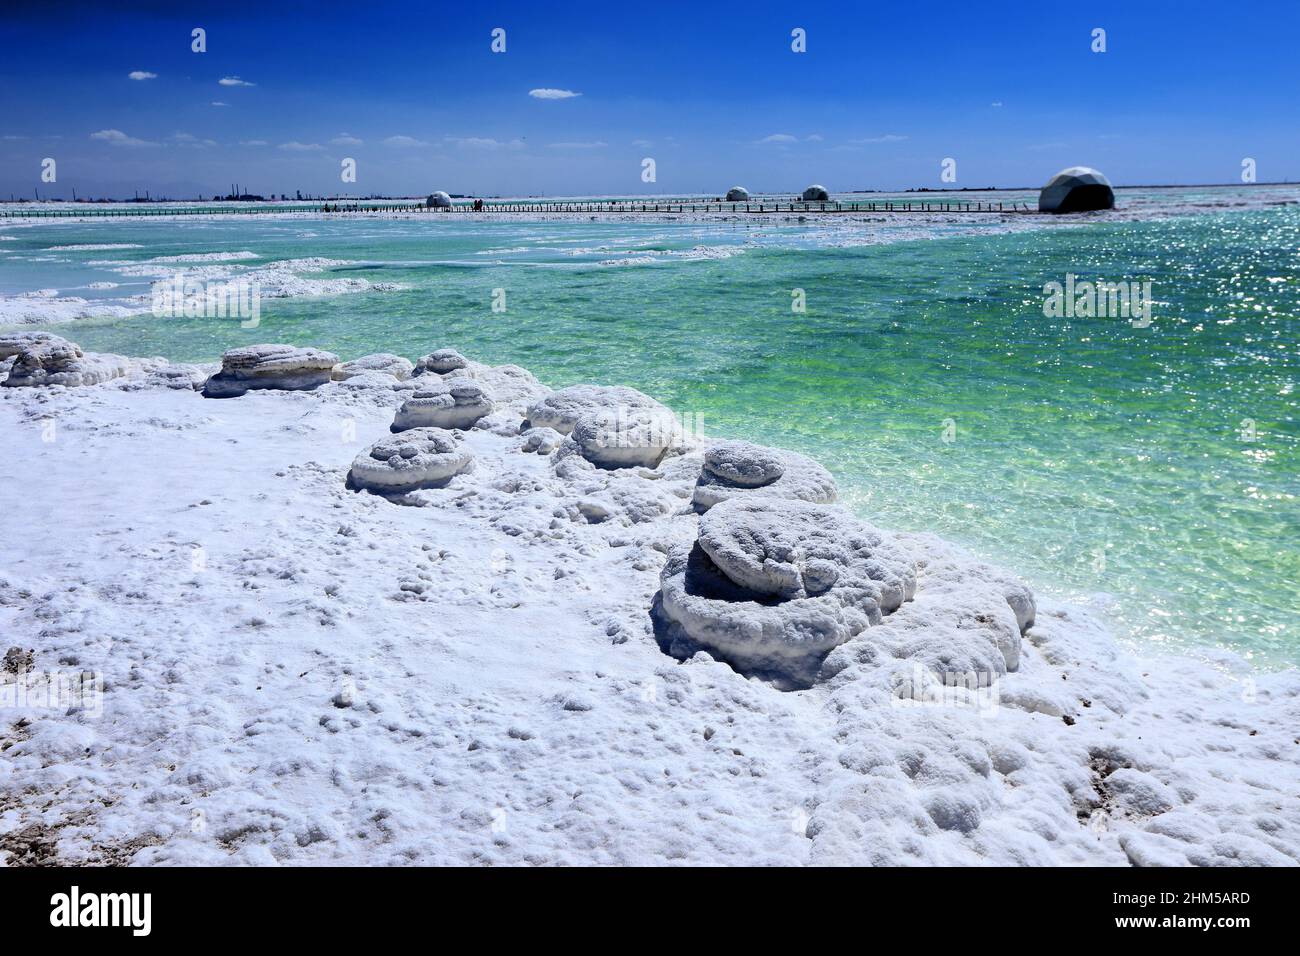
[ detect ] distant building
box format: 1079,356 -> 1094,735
1039,167 -> 1114,213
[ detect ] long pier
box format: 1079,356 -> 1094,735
0,198 -> 1036,219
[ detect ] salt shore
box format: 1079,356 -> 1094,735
1,336 -> 1298,866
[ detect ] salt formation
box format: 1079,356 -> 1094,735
692,439 -> 836,511
802,184 -> 830,201
414,348 -> 470,376
564,406 -> 685,469
1039,166 -> 1114,213
524,384 -> 668,435
0,330 -> 67,361
391,377 -> 494,431
347,427 -> 474,492
1,333 -> 129,388
656,497 -> 918,685
725,186 -> 750,201
201,344 -> 339,398
332,353 -> 414,381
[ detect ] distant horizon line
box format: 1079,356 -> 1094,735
5,180 -> 1296,205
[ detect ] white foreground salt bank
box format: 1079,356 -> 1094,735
1,340 -> 1298,867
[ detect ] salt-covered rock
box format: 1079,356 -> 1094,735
332,353 -> 414,381
521,427 -> 563,454
524,384 -> 667,435
202,344 -> 339,398
692,439 -> 836,511
656,497 -> 917,685
391,377 -> 494,432
474,364 -> 547,408
1,334 -> 129,388
0,330 -> 67,361
347,427 -> 474,492
567,406 -> 683,469
415,348 -> 470,376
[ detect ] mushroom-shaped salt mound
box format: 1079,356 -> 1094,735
347,427 -> 473,493
725,186 -> 750,202
655,498 -> 917,686
2,333 -> 129,388
569,406 -> 683,469
524,384 -> 667,435
1038,166 -> 1114,213
426,191 -> 452,209
692,439 -> 836,511
202,344 -> 339,398
391,377 -> 494,431
414,348 -> 470,377
332,353 -> 414,381
802,184 -> 830,202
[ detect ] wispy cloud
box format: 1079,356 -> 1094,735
546,141 -> 607,149
211,101 -> 229,107
382,135 -> 428,147
240,140 -> 269,146
331,133 -> 363,146
448,136 -> 524,150
758,133 -> 798,144
806,133 -> 824,142
89,128 -> 157,147
849,134 -> 908,144
127,70 -> 157,81
529,88 -> 580,100
172,132 -> 217,148
277,141 -> 323,151
218,76 -> 255,87
630,138 -> 652,148
991,101 -> 1004,107
1028,141 -> 1068,151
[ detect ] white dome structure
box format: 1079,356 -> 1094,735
802,184 -> 829,201
426,191 -> 452,209
725,186 -> 750,201
1038,167 -> 1114,213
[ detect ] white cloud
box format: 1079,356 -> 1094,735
991,101 -> 1004,107
546,141 -> 607,149
805,133 -> 824,142
128,70 -> 157,81
848,134 -> 908,144
331,133 -> 363,146
630,138 -> 652,148
218,76 -> 255,87
277,141 -> 323,151
449,136 -> 524,150
529,88 -> 580,100
89,128 -> 156,147
172,132 -> 217,148
382,135 -> 428,147
758,133 -> 798,144
211,101 -> 229,107
240,140 -> 269,146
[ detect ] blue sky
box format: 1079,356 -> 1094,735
2,0 -> 1297,198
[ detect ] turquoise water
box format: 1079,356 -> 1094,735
3,193 -> 1297,663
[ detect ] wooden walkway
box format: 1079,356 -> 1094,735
0,199 -> 1035,219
